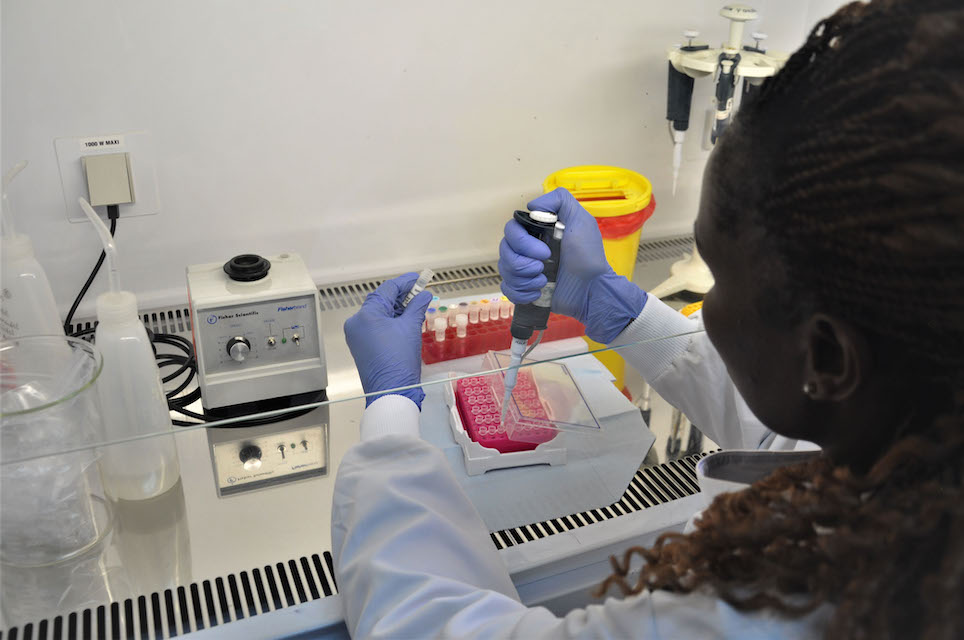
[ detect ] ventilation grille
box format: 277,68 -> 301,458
490,451 -> 711,550
317,263 -> 502,311
68,239 -> 693,330
636,234 -> 694,264
1,552 -> 337,640
2,453 -> 713,639
67,307 -> 192,337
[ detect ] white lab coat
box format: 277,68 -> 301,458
331,297 -> 827,638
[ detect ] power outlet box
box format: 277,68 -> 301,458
55,131 -> 161,222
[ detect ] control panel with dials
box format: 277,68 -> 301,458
207,411 -> 329,496
187,253 -> 328,410
196,295 -> 321,375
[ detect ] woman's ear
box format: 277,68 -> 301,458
802,313 -> 871,402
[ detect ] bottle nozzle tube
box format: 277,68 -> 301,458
79,197 -> 121,294
1,160 -> 27,238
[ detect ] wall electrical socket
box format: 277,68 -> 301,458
55,131 -> 161,222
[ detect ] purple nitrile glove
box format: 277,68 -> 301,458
498,187 -> 647,343
344,273 -> 432,408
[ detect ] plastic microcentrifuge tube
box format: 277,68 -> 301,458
426,307 -> 437,328
456,314 -> 468,338
447,306 -> 458,327
468,302 -> 480,324
499,296 -> 511,319
489,298 -> 501,320
402,268 -> 435,307
433,317 -> 447,342
479,299 -> 490,322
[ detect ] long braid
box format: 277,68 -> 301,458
747,1 -> 964,363
597,1 -> 964,638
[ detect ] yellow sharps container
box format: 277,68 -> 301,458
543,166 -> 656,392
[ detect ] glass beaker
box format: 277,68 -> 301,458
1,336 -> 112,566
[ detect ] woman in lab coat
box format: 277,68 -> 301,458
335,1 -> 964,638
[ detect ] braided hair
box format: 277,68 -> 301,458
597,2 -> 964,638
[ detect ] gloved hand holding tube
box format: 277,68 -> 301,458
344,273 -> 433,409
499,188 -> 647,345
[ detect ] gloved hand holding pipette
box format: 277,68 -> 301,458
499,188 -> 647,344
344,273 -> 433,408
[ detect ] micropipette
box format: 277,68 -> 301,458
402,268 -> 435,307
666,31 -> 707,196
500,210 -> 565,427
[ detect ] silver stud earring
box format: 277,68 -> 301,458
803,381 -> 817,396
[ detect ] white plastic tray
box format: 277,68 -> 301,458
444,375 -> 566,476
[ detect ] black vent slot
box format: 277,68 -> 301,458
317,264 -> 502,310
1,552 -> 338,640
67,307 -> 192,337
636,235 -> 694,264
490,452 -> 713,550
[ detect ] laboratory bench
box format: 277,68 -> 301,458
0,234 -> 718,640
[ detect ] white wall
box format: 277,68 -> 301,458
2,0 -> 832,316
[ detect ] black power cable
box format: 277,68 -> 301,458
63,204 -> 119,333
64,208 -> 314,427
72,321 -> 312,427
76,326 -> 313,427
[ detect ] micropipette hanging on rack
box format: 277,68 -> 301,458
665,4 -> 788,195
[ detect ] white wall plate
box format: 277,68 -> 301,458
54,130 -> 161,222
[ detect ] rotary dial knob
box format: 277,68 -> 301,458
239,445 -> 262,471
226,336 -> 251,362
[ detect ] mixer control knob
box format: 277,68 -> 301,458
239,445 -> 262,471
227,336 -> 251,362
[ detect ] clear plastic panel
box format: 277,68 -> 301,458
0,329 -> 703,465
483,351 -> 601,444
0,330 -> 705,629
0,337 -> 112,567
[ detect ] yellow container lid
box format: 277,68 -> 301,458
680,301 -> 704,317
544,166 -> 652,218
